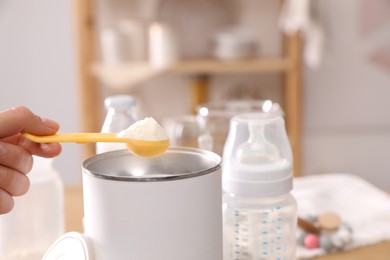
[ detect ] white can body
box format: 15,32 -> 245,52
82,148 -> 222,260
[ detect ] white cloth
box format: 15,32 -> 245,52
292,173 -> 390,259
279,0 -> 324,69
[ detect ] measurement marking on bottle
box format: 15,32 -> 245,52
225,203 -> 294,260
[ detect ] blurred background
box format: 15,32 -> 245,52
1,0 -> 390,191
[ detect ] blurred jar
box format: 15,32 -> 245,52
96,95 -> 138,154
196,100 -> 282,155
0,157 -> 64,260
148,22 -> 180,68
100,27 -> 122,66
163,115 -> 200,148
100,19 -> 147,66
156,0 -> 236,59
118,19 -> 147,62
214,26 -> 258,60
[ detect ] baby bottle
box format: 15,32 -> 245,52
222,112 -> 297,260
0,156 -> 64,260
96,95 -> 138,154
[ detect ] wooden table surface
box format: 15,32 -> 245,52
64,186 -> 390,260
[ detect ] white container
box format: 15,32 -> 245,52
118,19 -> 147,62
96,95 -> 138,154
148,22 -> 179,68
0,157 -> 64,260
100,27 -> 123,66
214,27 -> 258,60
100,20 -> 147,66
44,148 -> 222,260
222,113 -> 297,260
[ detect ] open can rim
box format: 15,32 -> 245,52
82,147 -> 221,182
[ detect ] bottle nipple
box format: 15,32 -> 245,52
237,121 -> 279,164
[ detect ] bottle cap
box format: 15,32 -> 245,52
318,212 -> 341,231
105,95 -> 136,110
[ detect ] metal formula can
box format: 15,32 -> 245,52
82,147 -> 222,260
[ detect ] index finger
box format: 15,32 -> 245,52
0,106 -> 60,138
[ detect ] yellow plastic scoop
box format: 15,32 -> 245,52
22,132 -> 169,157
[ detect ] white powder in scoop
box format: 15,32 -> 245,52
117,117 -> 168,140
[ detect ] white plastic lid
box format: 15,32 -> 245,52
104,95 -> 136,110
43,232 -> 94,260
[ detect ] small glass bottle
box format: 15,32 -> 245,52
96,95 -> 138,154
0,156 -> 64,260
222,112 -> 297,260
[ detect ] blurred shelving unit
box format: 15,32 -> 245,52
72,0 -> 302,176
